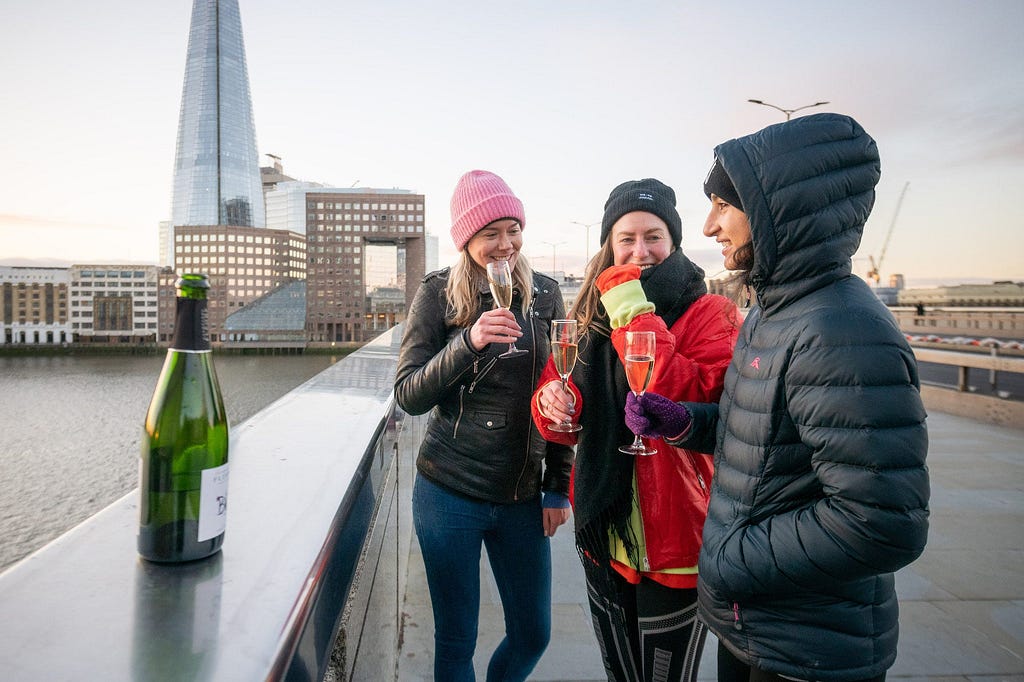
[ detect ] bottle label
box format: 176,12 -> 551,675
197,463 -> 229,542
171,298 -> 211,352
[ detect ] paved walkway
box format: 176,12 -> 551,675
398,411 -> 1024,681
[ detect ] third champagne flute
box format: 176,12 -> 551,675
619,330 -> 657,455
485,260 -> 528,358
549,319 -> 582,433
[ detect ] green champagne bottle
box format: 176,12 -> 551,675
138,273 -> 229,563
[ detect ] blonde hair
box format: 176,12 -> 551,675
446,251 -> 535,328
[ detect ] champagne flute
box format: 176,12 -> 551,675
619,330 -> 657,455
485,260 -> 528,358
549,319 -> 582,433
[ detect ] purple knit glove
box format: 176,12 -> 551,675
625,392 -> 691,440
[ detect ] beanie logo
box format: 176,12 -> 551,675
638,192 -> 654,201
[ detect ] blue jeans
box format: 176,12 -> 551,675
413,474 -> 552,682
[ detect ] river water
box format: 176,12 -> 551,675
0,353 -> 339,572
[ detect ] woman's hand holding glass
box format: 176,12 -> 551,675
548,319 -> 582,432
468,308 -> 522,352
538,379 -> 577,431
619,330 -> 658,455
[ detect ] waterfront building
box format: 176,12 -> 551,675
69,265 -> 159,345
899,281 -> 1024,307
170,225 -> 306,342
222,280 -> 307,348
161,0 -> 265,265
304,188 -> 426,343
0,266 -> 71,345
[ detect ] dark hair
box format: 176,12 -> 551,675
721,243 -> 755,306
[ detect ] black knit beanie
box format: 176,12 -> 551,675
703,158 -> 743,210
600,178 -> 682,246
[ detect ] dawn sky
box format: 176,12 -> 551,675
1,0 -> 1021,287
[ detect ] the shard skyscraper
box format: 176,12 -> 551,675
170,0 -> 265,232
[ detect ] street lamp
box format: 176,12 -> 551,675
747,99 -> 830,121
571,220 -> 600,264
540,240 -> 566,275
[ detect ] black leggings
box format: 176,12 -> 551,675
584,561 -> 707,682
717,641 -> 886,682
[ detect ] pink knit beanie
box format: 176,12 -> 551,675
449,170 -> 525,251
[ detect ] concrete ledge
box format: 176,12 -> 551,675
921,384 -> 1024,428
914,347 -> 1024,372
0,328 -> 404,681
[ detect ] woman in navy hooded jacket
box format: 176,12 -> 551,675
625,113 -> 930,681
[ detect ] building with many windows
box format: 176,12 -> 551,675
899,281 -> 1024,307
161,0 -> 266,266
170,0 -> 264,230
1,267 -> 70,345
170,224 -> 306,341
304,188 -> 426,343
69,265 -> 159,344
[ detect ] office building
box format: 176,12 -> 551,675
305,188 -> 426,343
163,0 -> 265,265
170,225 -> 306,341
265,180 -> 326,235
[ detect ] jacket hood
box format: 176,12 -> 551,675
713,113 -> 880,313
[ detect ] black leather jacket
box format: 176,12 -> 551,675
395,267 -> 573,504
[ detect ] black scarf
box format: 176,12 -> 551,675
572,249 -> 707,568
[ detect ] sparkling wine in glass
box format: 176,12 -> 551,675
549,319 -> 582,433
485,260 -> 528,358
619,330 -> 657,455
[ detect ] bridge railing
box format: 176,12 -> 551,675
912,345 -> 1024,427
0,325 -> 418,681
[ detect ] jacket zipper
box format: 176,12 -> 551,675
732,601 -> 743,630
635,468 -> 651,571
512,288 -> 539,502
452,356 -> 498,440
445,360 -> 474,389
686,451 -> 707,492
453,385 -> 465,439
467,356 -> 497,394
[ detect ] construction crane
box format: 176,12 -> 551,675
866,181 -> 909,285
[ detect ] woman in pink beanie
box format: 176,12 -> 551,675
395,170 -> 573,681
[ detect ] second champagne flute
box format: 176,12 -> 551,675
485,260 -> 528,358
549,319 -> 582,433
619,330 -> 657,455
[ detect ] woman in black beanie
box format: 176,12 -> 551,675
532,178 -> 740,682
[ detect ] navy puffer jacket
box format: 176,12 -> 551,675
677,114 -> 930,680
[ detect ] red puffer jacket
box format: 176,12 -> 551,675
532,295 -> 738,583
